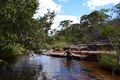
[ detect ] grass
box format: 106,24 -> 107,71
98,54 -> 120,73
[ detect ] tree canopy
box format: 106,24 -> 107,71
0,0 -> 55,59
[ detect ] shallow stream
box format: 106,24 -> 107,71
0,53 -> 120,80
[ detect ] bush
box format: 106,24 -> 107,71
0,59 -> 7,66
0,43 -> 25,59
28,42 -> 49,54
52,41 -> 68,49
98,54 -> 120,73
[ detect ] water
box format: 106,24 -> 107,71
0,53 -> 120,80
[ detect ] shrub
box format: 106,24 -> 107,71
0,59 -> 7,66
28,42 -> 49,54
98,54 -> 120,73
0,43 -> 25,59
53,41 -> 68,49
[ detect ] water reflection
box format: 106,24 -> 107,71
0,53 -> 120,80
0,53 -> 84,80
64,60 -> 72,70
0,53 -> 47,80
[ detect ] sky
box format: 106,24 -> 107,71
33,0 -> 120,30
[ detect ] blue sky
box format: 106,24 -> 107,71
54,0 -> 90,16
34,0 -> 120,29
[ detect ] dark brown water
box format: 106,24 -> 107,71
0,53 -> 120,80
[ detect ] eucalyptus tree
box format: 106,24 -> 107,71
109,3 -> 120,66
80,10 -> 109,42
56,20 -> 73,40
59,20 -> 73,30
38,10 -> 55,36
33,10 -> 55,49
55,22 -> 81,43
114,3 -> 120,18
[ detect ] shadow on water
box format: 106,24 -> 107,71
0,52 -> 120,80
64,59 -> 72,70
0,53 -> 47,80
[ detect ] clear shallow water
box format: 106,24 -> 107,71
0,53 -> 120,80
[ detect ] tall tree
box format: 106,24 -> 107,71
0,0 -> 38,43
80,10 -> 109,42
59,20 -> 73,30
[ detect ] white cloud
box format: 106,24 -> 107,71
86,0 -> 120,9
34,0 -> 62,18
33,0 -> 79,30
51,15 -> 79,30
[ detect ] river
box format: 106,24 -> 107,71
0,53 -> 120,80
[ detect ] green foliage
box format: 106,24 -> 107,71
0,43 -> 25,59
0,59 -> 7,66
0,0 -> 55,55
98,54 -> 117,68
0,0 -> 39,48
0,0 -> 57,67
54,3 -> 120,44
80,10 -> 109,27
80,10 -> 110,42
54,23 -> 81,43
0,0 -> 38,33
52,41 -> 68,49
98,54 -> 120,72
80,34 -> 92,43
29,42 -> 49,53
59,20 -> 73,30
113,3 -> 120,18
53,10 -> 108,44
101,25 -> 118,38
